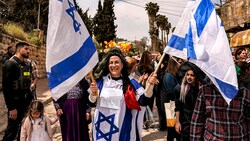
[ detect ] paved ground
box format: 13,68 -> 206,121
0,78 -> 167,141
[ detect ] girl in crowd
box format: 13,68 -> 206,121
89,47 -> 158,141
138,51 -> 154,88
20,100 -> 58,141
175,62 -> 205,141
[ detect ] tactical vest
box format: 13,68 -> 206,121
10,58 -> 32,91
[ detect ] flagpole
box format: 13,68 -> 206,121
145,53 -> 166,94
88,70 -> 98,96
89,70 -> 96,83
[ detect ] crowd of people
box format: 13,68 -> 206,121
1,42 -> 250,141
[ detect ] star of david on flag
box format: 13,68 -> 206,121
46,0 -> 98,100
164,0 -> 238,104
95,112 -> 119,141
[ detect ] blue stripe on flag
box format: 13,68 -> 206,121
168,25 -> 196,59
220,21 -> 223,27
130,78 -> 143,90
215,78 -> 238,99
186,25 -> 196,59
119,109 -> 132,141
168,35 -> 186,51
194,0 -> 214,37
47,36 -> 96,89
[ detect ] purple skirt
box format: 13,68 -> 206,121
59,99 -> 90,141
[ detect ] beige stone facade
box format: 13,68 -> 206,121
220,0 -> 250,32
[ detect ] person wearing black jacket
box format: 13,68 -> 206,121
174,62 -> 205,141
2,42 -> 33,141
2,46 -> 15,64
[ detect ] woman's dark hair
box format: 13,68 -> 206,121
158,54 -> 170,77
235,48 -> 246,60
176,62 -> 206,85
138,51 -> 153,74
94,47 -> 133,94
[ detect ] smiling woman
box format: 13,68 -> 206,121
88,47 -> 159,141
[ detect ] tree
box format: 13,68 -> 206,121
0,0 -> 49,33
74,1 -> 93,36
93,0 -> 117,49
156,14 -> 171,51
145,2 -> 159,52
93,0 -> 106,48
162,19 -> 171,48
156,14 -> 165,51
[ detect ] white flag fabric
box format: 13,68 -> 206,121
164,0 -> 238,104
46,0 -> 98,101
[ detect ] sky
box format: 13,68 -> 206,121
77,0 -> 220,42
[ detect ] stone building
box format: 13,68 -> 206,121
220,0 -> 250,48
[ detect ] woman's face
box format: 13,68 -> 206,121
239,50 -> 247,60
186,70 -> 196,85
109,56 -> 124,78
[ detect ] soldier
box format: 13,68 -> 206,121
2,42 -> 33,141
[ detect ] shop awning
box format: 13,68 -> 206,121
230,29 -> 250,47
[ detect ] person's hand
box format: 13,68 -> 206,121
147,72 -> 159,85
175,121 -> 181,134
30,83 -> 36,91
56,109 -> 63,117
9,109 -> 17,120
143,73 -> 149,80
86,113 -> 90,121
90,82 -> 98,96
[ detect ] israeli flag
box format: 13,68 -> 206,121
46,0 -> 98,100
164,0 -> 238,104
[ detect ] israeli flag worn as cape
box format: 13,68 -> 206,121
164,0 -> 238,104
46,0 -> 98,101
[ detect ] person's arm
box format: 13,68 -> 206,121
30,61 -> 39,91
175,111 -> 181,134
2,61 -> 19,111
190,86 -> 206,141
46,115 -> 59,125
20,117 -> 28,141
88,82 -> 99,103
130,73 -> 158,106
53,99 -> 63,117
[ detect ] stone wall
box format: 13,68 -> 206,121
0,33 -> 46,89
220,0 -> 250,31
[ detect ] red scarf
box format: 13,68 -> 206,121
124,85 -> 141,110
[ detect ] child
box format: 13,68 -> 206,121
20,100 -> 58,141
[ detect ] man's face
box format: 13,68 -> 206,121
19,45 -> 30,59
8,47 -> 15,54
